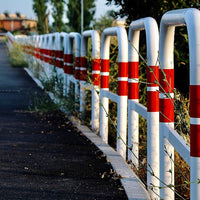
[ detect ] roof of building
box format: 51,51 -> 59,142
0,13 -> 36,21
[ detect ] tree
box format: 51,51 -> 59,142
106,0 -> 200,24
92,12 -> 114,33
33,0 -> 49,34
106,0 -> 200,95
66,0 -> 96,33
50,0 -> 65,32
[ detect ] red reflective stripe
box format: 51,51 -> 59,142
55,50 -> 63,68
64,54 -> 73,74
48,50 -> 55,65
159,98 -> 174,122
80,69 -> 87,81
101,59 -> 109,73
147,66 -> 159,87
128,61 -> 139,78
80,57 -> 87,81
101,76 -> 109,89
93,74 -> 100,86
159,69 -> 174,94
92,59 -> 100,71
118,62 -> 128,96
118,62 -> 128,77
147,91 -> 159,112
49,50 -> 56,57
118,81 -> 128,96
75,57 -> 80,79
56,50 -> 63,58
92,59 -> 100,86
101,59 -> 109,89
191,124 -> 200,157
64,54 -> 68,63
67,54 -> 73,63
81,57 -> 87,67
128,82 -> 139,99
190,85 -> 200,118
128,61 -> 139,99
147,65 -> 159,112
56,60 -> 63,68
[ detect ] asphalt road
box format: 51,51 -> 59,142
0,41 -> 128,200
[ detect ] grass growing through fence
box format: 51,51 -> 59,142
8,43 -> 28,68
28,92 -> 60,113
13,31 -> 192,199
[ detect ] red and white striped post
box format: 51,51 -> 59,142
80,30 -> 100,129
60,32 -> 70,96
54,33 -> 64,88
34,35 -> 40,64
68,32 -> 81,108
100,26 -> 128,159
159,8 -> 200,199
128,17 -> 159,198
42,34 -> 50,78
46,33 -> 56,80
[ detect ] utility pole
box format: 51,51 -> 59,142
81,0 -> 84,34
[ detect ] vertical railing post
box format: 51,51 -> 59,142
80,30 -> 100,129
128,17 -> 159,198
100,27 -> 128,159
159,8 -> 200,199
69,32 -> 81,111
54,32 -> 64,91
61,32 -> 70,97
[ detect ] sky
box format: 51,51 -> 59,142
0,0 -> 119,23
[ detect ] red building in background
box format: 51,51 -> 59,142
0,12 -> 37,33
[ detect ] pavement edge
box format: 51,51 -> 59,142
24,68 -> 151,200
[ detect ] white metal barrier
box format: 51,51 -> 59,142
159,8 -> 200,200
128,17 -> 159,199
6,8 -> 200,199
67,32 -> 81,108
80,30 -> 100,130
100,26 -> 128,159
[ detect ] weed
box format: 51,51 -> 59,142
29,92 -> 59,113
8,43 -> 28,68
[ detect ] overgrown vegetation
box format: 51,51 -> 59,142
8,43 -> 28,68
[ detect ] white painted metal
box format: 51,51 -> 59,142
128,17 -> 159,198
54,32 -> 64,91
80,30 -> 100,130
68,32 -> 81,111
100,26 -> 128,159
47,33 -> 55,81
60,32 -> 69,96
160,8 -> 200,200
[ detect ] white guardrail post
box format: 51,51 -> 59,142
47,33 -> 56,81
128,17 -> 159,199
159,8 -> 200,200
60,32 -> 69,96
69,32 -> 81,111
80,30 -> 100,130
100,26 -> 128,159
54,32 -> 64,89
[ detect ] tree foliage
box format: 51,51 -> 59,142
33,0 -> 49,34
66,0 -> 96,32
106,0 -> 200,95
92,13 -> 114,33
50,0 -> 65,32
106,0 -> 200,24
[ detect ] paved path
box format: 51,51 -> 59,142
0,42 -> 128,200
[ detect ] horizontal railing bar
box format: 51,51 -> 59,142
163,124 -> 190,165
129,100 -> 147,119
101,90 -> 118,103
